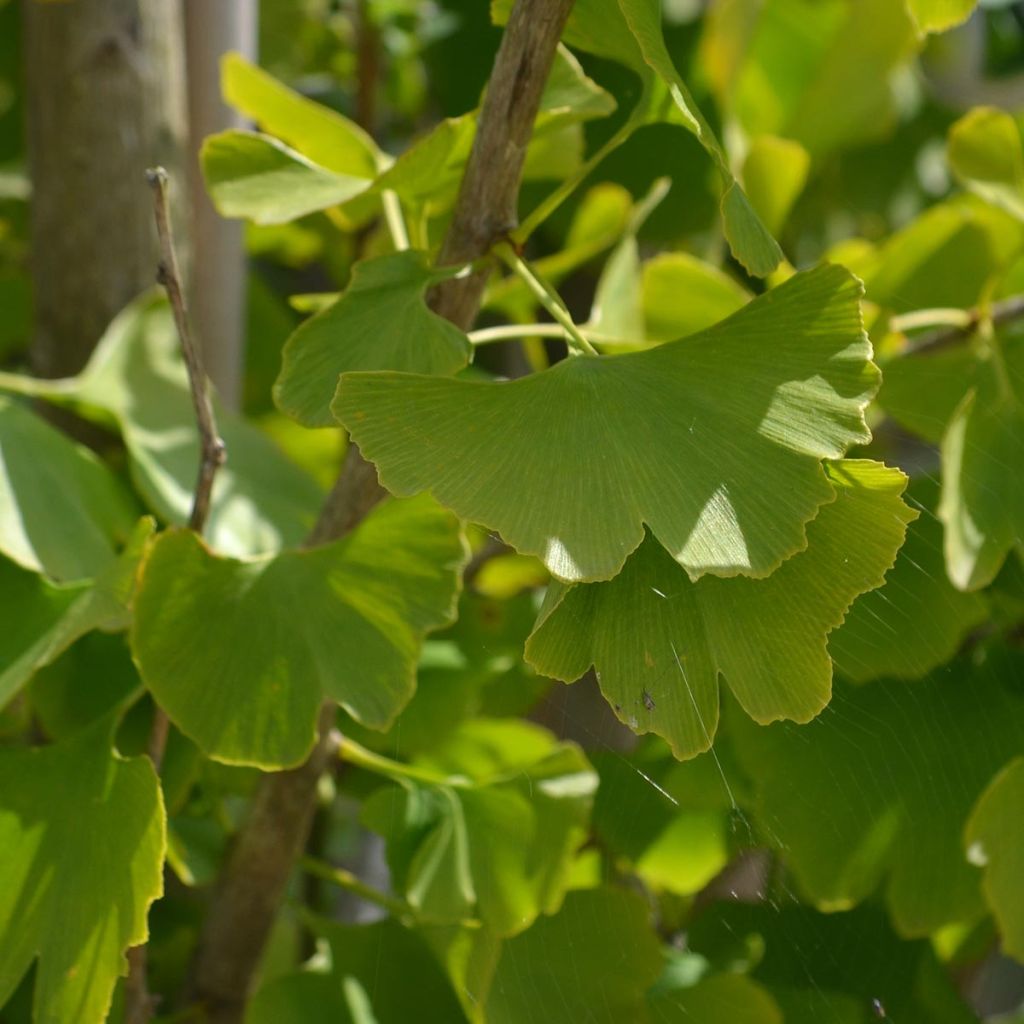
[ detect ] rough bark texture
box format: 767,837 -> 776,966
23,0 -> 188,377
185,2 -> 575,1019
184,0 -> 257,408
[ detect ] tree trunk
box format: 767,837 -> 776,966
23,0 -> 189,379
184,0 -> 257,408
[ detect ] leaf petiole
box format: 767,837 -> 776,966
493,241 -> 598,356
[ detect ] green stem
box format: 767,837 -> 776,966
381,189 -> 410,251
514,115 -> 639,244
468,323 -> 618,346
493,242 -> 598,356
339,736 -> 451,786
299,856 -> 411,918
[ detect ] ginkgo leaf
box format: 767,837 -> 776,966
0,293 -> 324,556
830,480 -> 987,681
0,716 -> 165,1024
202,130 -> 373,225
966,757 -> 1024,962
337,265 -> 877,584
907,0 -> 978,34
0,397 -> 137,580
221,52 -> 385,179
0,520 -> 153,707
649,972 -> 782,1024
484,888 -> 662,1024
948,107 -> 1024,222
361,720 -> 596,936
732,649 -> 1024,936
132,496 -> 466,768
525,461 -> 914,759
940,381 -> 1024,591
274,251 -> 473,427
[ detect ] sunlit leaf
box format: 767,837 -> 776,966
221,52 -> 385,178
939,363 -> 1024,591
0,717 -> 164,1024
907,0 -> 979,34
202,130 -> 373,225
337,265 -> 877,583
966,757 -> 1024,962
742,135 -> 811,237
0,293 -> 324,556
732,649 -> 1024,935
699,0 -> 918,158
362,720 -> 596,936
0,397 -> 137,580
948,106 -> 1024,223
274,251 -> 472,427
0,520 -> 152,708
132,496 -> 465,768
526,461 -> 913,758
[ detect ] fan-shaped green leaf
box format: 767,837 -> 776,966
0,293 -> 324,556
966,757 -> 1024,962
132,496 -> 466,768
221,52 -> 385,178
0,716 -> 165,1024
649,972 -> 782,1024
361,720 -> 596,936
337,265 -> 877,584
0,520 -> 152,708
202,130 -> 373,225
908,0 -> 978,34
940,380 -> 1024,591
526,460 -> 913,758
830,480 -> 987,681
0,397 -> 137,580
484,888 -> 662,1024
274,251 -> 472,427
948,107 -> 1024,222
732,651 -> 1024,935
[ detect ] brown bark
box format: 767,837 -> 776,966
185,1 -> 576,1019
23,0 -> 188,378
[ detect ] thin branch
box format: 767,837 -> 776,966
147,167 -> 227,533
299,857 -> 411,919
901,293 -> 1024,357
494,241 -> 597,355
126,169 -> 228,1024
185,4 -> 575,1019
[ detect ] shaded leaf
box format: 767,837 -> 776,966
362,720 -> 596,936
485,888 -> 662,1024
0,520 -> 152,708
274,251 -> 472,427
830,480 -> 987,681
337,265 -> 877,584
133,497 -> 465,768
248,919 -> 468,1024
649,971 -> 782,1024
966,757 -> 1024,962
0,717 -> 165,1024
0,397 -> 137,581
690,903 -> 977,1024
526,461 -> 913,758
731,650 -> 1024,935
